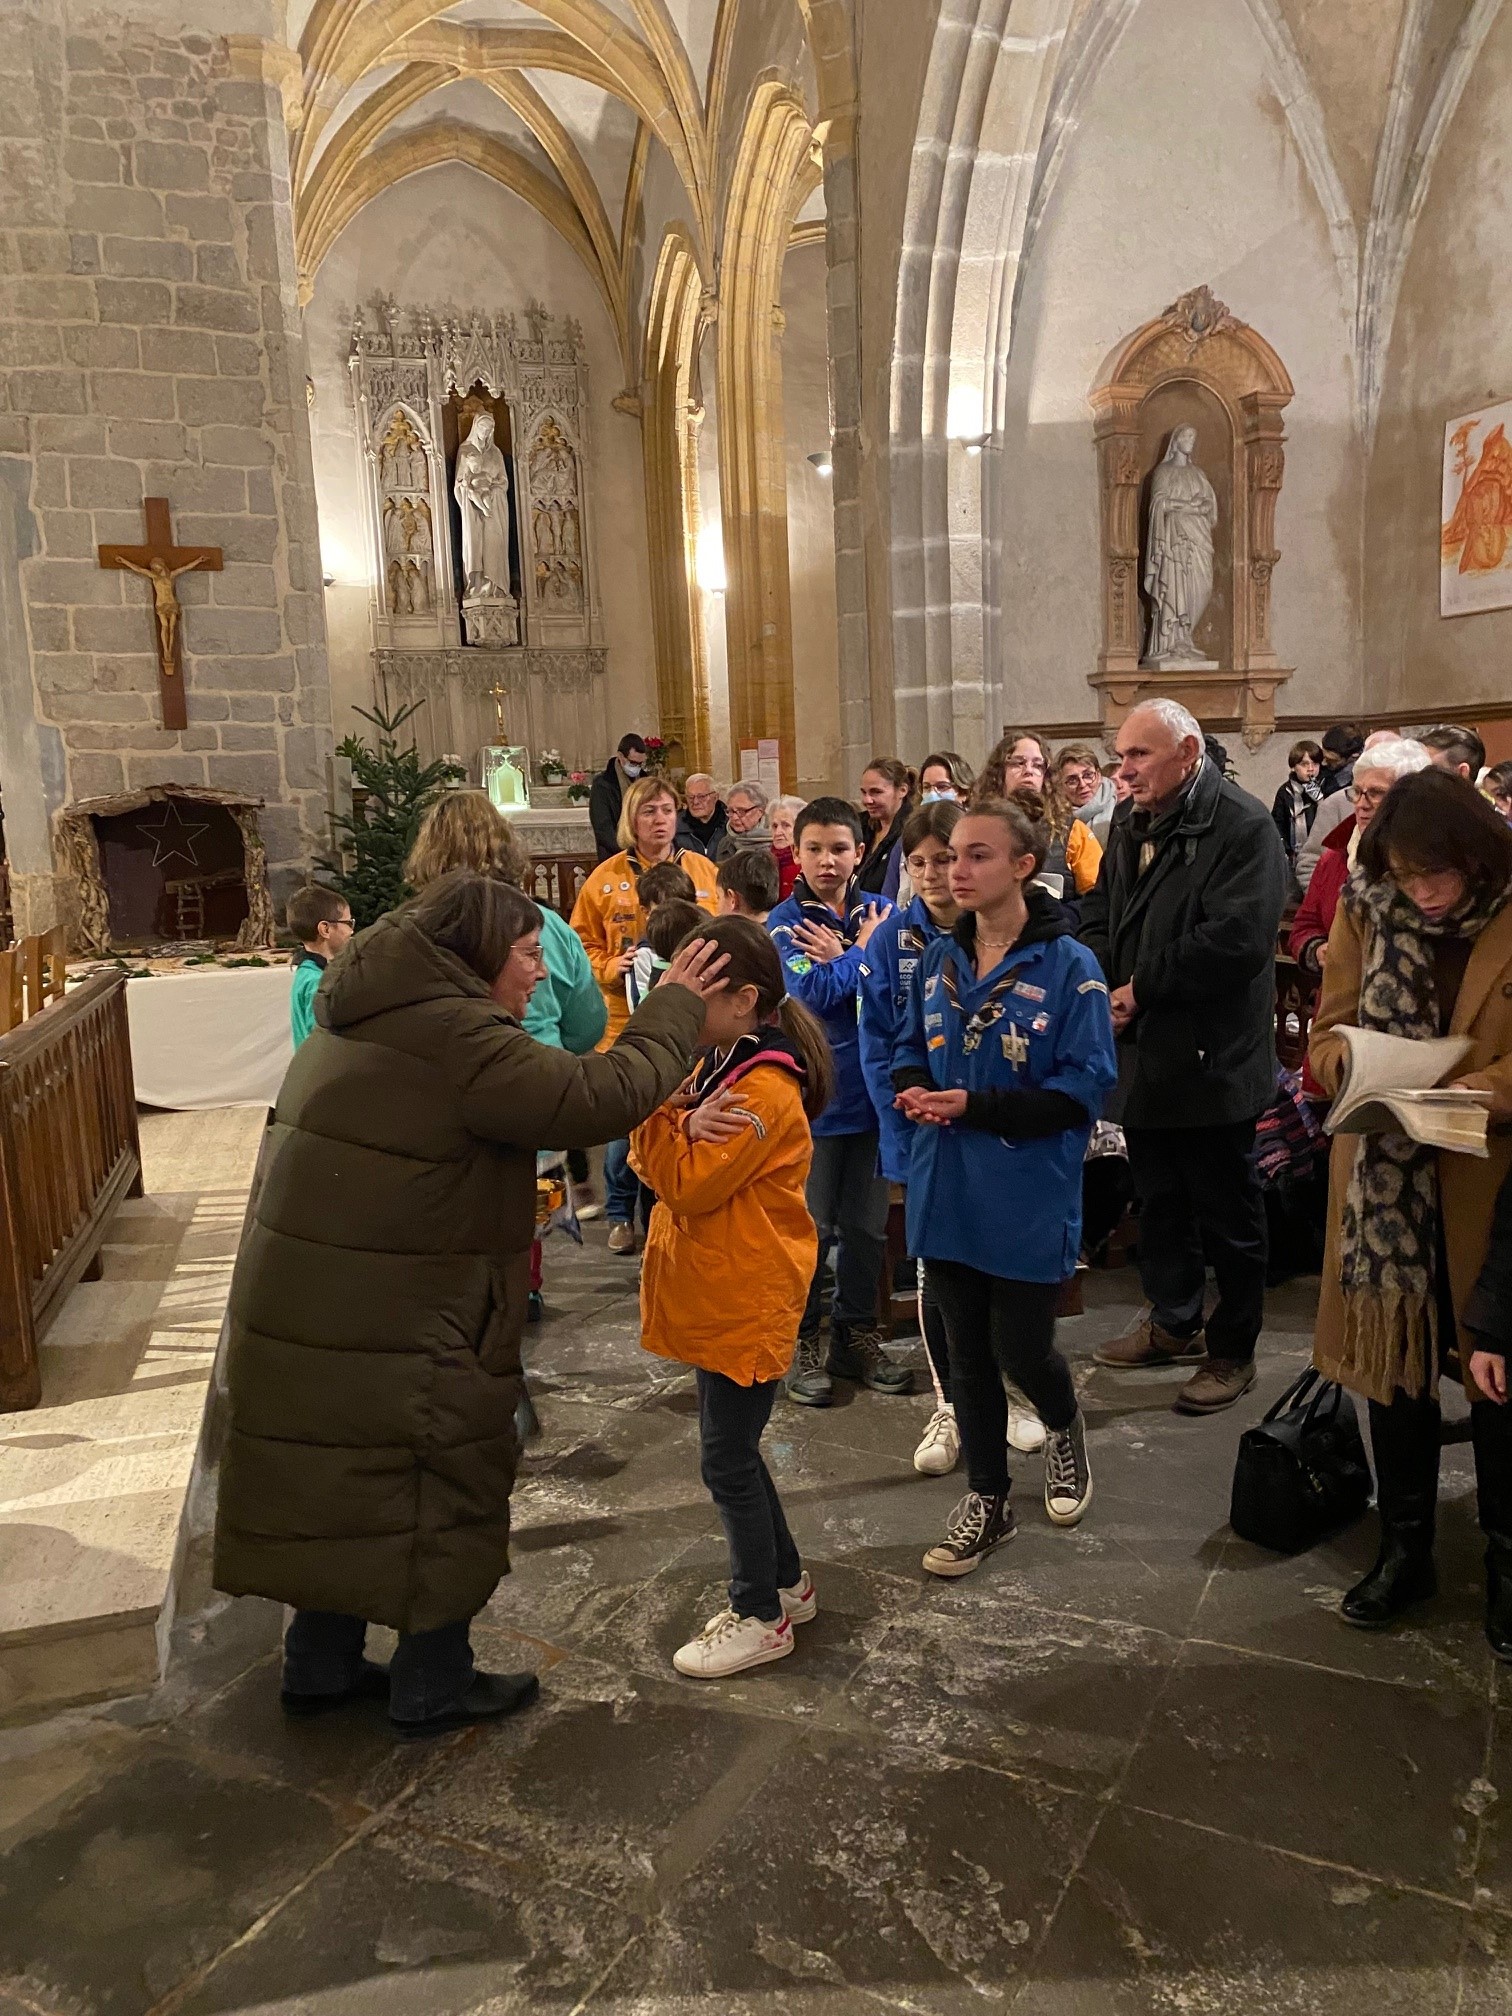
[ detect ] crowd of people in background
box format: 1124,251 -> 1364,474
232,703 -> 1512,1727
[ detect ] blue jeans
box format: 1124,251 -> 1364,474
604,1137 -> 654,1229
282,1610 -> 475,1723
697,1369 -> 802,1622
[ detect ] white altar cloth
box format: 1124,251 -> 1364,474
127,965 -> 294,1110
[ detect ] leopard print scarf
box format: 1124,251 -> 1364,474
1335,870 -> 1502,1399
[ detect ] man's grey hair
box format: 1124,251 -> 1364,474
1128,697 -> 1204,749
727,779 -> 770,812
684,772 -> 719,794
1353,736 -> 1432,785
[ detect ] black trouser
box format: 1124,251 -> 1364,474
567,1147 -> 589,1183
927,1260 -> 1078,1499
918,1260 -> 951,1404
697,1367 -> 802,1622
282,1610 -> 474,1723
1368,1388 -> 1512,1547
1124,1119 -> 1268,1362
801,1130 -> 890,1336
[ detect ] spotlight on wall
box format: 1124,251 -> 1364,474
956,434 -> 990,457
695,520 -> 727,595
806,450 -> 833,477
322,573 -> 335,588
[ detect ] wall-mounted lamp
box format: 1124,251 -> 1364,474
322,573 -> 335,588
956,433 -> 990,457
695,520 -> 727,595
806,451 -> 833,477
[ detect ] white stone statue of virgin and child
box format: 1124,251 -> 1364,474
454,408 -> 513,599
1142,424 -> 1218,667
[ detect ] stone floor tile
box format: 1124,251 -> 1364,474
835,1598 -> 1180,1794
1014,1801 -> 1468,2015
399,1666 -> 801,1911
1469,1702 -> 1512,1912
168,1817 -> 639,2016
1118,1638 -> 1493,1898
0,1731 -> 354,2016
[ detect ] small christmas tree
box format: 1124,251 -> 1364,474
318,702 -> 464,926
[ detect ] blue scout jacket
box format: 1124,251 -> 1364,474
858,895 -> 951,1182
894,896 -> 1118,1283
769,875 -> 890,1138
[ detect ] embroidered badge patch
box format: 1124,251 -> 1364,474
928,1034 -> 946,1051
1077,978 -> 1109,996
1031,1011 -> 1051,1033
1012,981 -> 1047,1003
1000,1026 -> 1030,1067
924,975 -> 940,999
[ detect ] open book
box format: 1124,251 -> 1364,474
1324,1027 -> 1489,1156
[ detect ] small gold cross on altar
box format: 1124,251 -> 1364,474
97,498 -> 222,731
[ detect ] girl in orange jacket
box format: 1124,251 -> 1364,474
630,915 -> 834,1680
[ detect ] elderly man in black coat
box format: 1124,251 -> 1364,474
1080,698 -> 1288,1415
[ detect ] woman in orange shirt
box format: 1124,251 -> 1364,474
632,916 -> 833,1679
572,774 -> 720,1250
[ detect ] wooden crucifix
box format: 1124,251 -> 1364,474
98,498 -> 222,731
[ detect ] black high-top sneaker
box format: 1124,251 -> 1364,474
829,1323 -> 914,1395
922,1492 -> 1016,1578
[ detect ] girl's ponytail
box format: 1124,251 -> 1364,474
776,995 -> 835,1122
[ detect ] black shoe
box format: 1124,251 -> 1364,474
922,1492 -> 1016,1577
527,1290 -> 544,1324
786,1331 -> 833,1407
391,1670 -> 540,1740
1485,1535 -> 1512,1661
514,1382 -> 541,1441
1340,1534 -> 1437,1629
281,1658 -> 390,1716
829,1324 -> 914,1396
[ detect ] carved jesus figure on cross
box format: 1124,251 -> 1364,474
97,498 -> 222,730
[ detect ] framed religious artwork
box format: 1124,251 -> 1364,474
1441,398 -> 1512,616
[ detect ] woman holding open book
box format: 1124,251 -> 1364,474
1309,768 -> 1512,1658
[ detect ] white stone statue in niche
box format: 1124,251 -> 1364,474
1142,425 -> 1219,666
455,407 -> 512,596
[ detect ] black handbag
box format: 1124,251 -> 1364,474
1229,1368 -> 1372,1553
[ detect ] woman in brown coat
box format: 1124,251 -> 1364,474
214,872 -> 727,1736
1310,769 -> 1512,1655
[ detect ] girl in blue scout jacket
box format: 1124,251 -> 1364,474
860,799 -> 972,1476
768,796 -> 914,1405
892,789 -> 1118,1579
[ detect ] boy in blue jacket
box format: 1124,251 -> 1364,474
769,796 -> 913,1405
893,794 -> 1117,1577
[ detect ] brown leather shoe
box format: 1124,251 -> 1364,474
1172,1357 -> 1257,1415
1094,1316 -> 1206,1370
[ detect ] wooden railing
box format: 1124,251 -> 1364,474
0,971 -> 142,1411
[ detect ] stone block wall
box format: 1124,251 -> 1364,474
0,2 -> 332,926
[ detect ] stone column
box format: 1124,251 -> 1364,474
0,1 -> 332,920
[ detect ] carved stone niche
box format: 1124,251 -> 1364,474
1089,287 -> 1294,748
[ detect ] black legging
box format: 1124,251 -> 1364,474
927,1259 -> 1077,1499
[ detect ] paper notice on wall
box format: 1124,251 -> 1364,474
739,746 -> 761,783
757,738 -> 782,798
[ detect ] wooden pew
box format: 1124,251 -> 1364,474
0,971 -> 142,1411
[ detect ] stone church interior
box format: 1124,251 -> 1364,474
4,1 -> 1512,2010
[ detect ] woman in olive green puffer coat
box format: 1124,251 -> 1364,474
213,870 -> 722,1735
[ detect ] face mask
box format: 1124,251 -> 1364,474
921,788 -> 957,804
621,760 -> 643,778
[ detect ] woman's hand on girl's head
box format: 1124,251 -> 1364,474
662,936 -> 730,999
1471,1349 -> 1509,1404
685,1086 -> 754,1144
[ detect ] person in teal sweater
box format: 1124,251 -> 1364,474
286,886 -> 354,1048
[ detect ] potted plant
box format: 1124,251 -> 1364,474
643,735 -> 665,774
566,768 -> 591,803
538,747 -> 568,786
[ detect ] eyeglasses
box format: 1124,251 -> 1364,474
1347,785 -> 1391,809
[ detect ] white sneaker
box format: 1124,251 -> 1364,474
572,1185 -> 603,1222
1006,1403 -> 1047,1454
913,1405 -> 961,1476
780,1572 -> 817,1624
673,1608 -> 795,1678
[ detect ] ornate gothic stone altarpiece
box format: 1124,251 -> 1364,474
348,300 -> 608,773
1089,288 -> 1294,748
